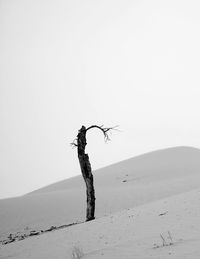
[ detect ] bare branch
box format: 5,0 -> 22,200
70,138 -> 78,148
86,125 -> 119,142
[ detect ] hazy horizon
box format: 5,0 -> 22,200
1,0 -> 200,199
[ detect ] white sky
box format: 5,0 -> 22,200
1,0 -> 200,199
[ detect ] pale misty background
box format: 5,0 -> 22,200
1,0 -> 200,199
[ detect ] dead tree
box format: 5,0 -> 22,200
71,125 -> 116,222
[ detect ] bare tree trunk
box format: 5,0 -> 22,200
72,125 -> 116,222
77,126 -> 95,221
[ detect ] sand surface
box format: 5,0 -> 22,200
1,146 -> 200,258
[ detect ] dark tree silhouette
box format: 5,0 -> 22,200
71,125 -> 117,222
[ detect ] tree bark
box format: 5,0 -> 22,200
77,126 -> 95,221
74,124 -> 116,221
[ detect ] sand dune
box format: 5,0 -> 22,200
1,187 -> 200,258
1,146 -> 200,258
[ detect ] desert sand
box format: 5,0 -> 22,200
1,146 -> 200,258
